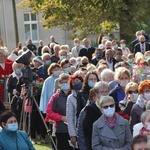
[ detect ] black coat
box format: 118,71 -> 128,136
104,57 -> 118,71
76,91 -> 89,118
79,47 -> 95,61
131,39 -> 139,53
134,42 -> 150,54
83,103 -> 102,150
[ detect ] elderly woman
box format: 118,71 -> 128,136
39,63 -> 61,142
130,80 -> 150,132
133,101 -> 150,136
0,111 -> 35,150
92,96 -> 132,150
7,62 -> 23,101
83,81 -> 109,150
109,67 -> 131,112
100,68 -> 115,83
133,109 -> 150,137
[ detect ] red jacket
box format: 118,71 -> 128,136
0,59 -> 13,101
46,92 -> 62,122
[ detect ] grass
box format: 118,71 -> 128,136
33,135 -> 53,150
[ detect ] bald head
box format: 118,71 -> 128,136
139,35 -> 145,43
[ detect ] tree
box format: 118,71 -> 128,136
17,0 -> 150,41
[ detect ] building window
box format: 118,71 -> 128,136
24,13 -> 39,43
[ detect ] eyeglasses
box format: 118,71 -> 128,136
103,104 -> 114,109
144,90 -> 150,93
128,90 -> 138,94
99,90 -> 109,95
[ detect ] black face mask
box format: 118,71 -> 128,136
19,46 -> 22,49
82,62 -> 88,66
106,58 -> 113,63
141,41 -> 145,44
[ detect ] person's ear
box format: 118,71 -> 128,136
1,122 -> 6,128
100,108 -> 104,114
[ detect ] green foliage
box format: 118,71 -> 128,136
17,0 -> 150,39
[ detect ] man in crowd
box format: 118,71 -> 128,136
105,49 -> 117,71
37,53 -> 51,80
131,31 -> 142,53
79,38 -> 95,61
71,38 -> 83,57
26,39 -> 37,55
134,35 -> 150,54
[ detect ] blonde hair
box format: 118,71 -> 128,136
58,73 -> 69,83
41,46 -> 50,55
125,82 -> 138,94
0,47 -> 8,56
115,67 -> 130,81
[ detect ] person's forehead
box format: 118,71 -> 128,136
74,39 -> 79,42
133,142 -> 148,150
106,51 -> 112,54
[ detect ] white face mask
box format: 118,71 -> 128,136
74,43 -> 79,47
103,106 -> 115,117
146,122 -> 150,131
120,80 -> 129,87
120,44 -> 126,48
144,92 -> 150,101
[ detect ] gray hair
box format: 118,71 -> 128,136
54,44 -> 60,50
141,110 -> 150,123
41,46 -> 50,55
101,69 -> 114,81
93,81 -> 109,94
41,53 -> 51,60
146,101 -> 150,110
100,96 -> 115,108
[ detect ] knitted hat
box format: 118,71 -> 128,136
33,56 -> 43,64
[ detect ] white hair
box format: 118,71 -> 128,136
0,47 -> 9,56
41,53 -> 51,60
41,46 -> 50,55
101,69 -> 115,80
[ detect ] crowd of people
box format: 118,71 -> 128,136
0,30 -> 150,150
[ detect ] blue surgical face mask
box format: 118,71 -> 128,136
45,60 -> 51,66
7,123 -> 18,131
100,95 -> 105,100
133,93 -> 138,103
88,81 -> 96,88
60,56 -> 67,60
128,59 -> 133,63
16,68 -> 22,74
113,44 -> 118,49
61,83 -> 70,90
64,67 -> 72,73
53,70 -> 60,77
96,54 -> 102,59
77,61 -> 82,66
103,106 -> 115,117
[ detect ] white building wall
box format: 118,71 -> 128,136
0,0 -> 120,53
